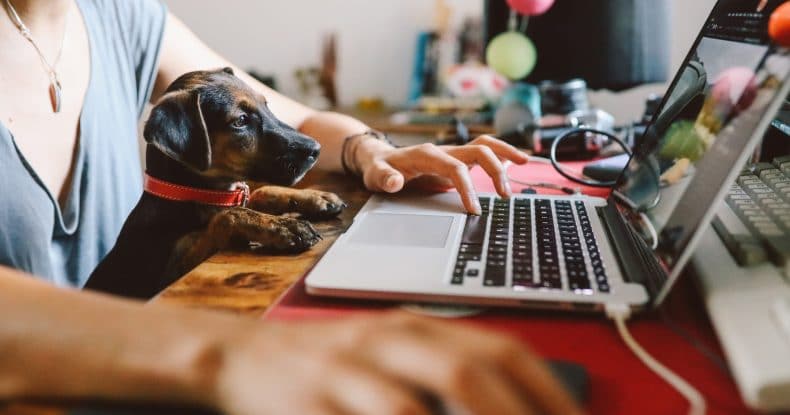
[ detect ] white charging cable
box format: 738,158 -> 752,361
513,156 -> 702,412
605,304 -> 706,415
638,212 -> 659,250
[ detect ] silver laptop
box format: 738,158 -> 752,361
307,1 -> 790,312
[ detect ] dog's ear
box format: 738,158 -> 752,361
144,91 -> 212,171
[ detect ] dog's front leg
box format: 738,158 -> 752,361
165,207 -> 323,279
248,186 -> 346,219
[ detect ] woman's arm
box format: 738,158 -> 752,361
0,265 -> 229,407
154,14 -> 529,214
0,265 -> 581,414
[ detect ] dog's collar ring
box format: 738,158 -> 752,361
234,182 -> 250,207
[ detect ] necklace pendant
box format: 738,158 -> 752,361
49,79 -> 62,113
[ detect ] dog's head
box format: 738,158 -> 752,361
143,67 -> 320,185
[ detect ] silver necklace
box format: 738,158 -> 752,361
3,0 -> 68,113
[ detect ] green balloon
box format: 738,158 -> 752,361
486,31 -> 537,80
659,120 -> 706,162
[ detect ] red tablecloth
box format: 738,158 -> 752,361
265,161 -> 757,415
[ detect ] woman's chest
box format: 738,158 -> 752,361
0,4 -> 91,203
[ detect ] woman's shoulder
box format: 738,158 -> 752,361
78,0 -> 167,38
77,0 -> 168,115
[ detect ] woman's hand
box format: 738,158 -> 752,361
353,135 -> 529,214
215,312 -> 582,415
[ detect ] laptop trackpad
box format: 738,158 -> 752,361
348,213 -> 454,248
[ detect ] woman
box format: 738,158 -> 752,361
0,0 -> 581,414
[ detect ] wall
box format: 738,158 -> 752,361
164,0 -> 718,120
589,0 -> 717,121
164,0 -> 481,106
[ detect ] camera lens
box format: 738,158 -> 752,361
539,78 -> 589,115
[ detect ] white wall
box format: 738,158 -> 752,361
164,0 -> 481,106
164,0 -> 717,120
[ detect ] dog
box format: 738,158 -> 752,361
85,67 -> 345,299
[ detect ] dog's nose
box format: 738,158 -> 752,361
302,142 -> 321,164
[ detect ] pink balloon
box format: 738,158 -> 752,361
506,0 -> 555,16
711,67 -> 757,114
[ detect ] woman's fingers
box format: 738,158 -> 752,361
327,355 -> 432,415
446,145 -> 512,198
303,400 -> 350,415
362,159 -> 405,193
417,321 -> 584,415
466,135 -> 530,164
357,314 -> 539,415
395,144 -> 480,214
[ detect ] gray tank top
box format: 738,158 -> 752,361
0,0 -> 166,287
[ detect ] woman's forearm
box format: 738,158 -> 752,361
0,266 -> 241,408
0,265 -> 581,415
297,111 -> 373,173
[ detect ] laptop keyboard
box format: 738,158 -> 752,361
452,196 -> 610,294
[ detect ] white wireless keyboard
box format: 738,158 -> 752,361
692,224 -> 790,412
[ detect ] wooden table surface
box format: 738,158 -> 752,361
155,169 -> 371,315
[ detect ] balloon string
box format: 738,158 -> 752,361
508,9 -> 518,31
519,15 -> 529,32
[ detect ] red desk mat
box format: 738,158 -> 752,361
264,161 -> 755,415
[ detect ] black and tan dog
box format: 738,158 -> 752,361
85,68 -> 345,299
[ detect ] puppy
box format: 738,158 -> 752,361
85,68 -> 345,299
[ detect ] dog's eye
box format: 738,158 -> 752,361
231,115 -> 249,128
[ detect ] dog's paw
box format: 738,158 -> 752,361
257,217 -> 322,253
292,189 -> 346,219
249,187 -> 346,220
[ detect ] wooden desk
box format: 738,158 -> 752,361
156,169 -> 370,315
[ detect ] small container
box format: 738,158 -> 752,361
539,78 -> 589,115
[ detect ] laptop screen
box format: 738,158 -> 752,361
612,0 -> 790,291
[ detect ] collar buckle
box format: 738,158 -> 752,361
235,182 -> 250,207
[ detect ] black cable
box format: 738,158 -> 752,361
549,127 -> 633,188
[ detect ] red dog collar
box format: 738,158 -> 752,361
143,174 -> 250,207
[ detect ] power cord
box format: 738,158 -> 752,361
605,304 -> 707,415
549,127 -> 633,188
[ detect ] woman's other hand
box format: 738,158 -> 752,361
215,312 -> 582,415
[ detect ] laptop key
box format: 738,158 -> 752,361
575,202 -> 609,292
457,253 -> 481,261
484,267 -> 506,286
540,278 -> 562,289
462,215 -> 488,245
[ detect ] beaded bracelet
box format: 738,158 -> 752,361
340,130 -> 391,177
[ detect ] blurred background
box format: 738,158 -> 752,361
164,0 -> 715,121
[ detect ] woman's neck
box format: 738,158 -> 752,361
3,0 -> 71,32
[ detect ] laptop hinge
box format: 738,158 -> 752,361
596,200 -> 666,299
